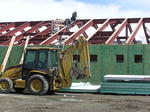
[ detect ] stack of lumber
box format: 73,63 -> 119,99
100,75 -> 150,94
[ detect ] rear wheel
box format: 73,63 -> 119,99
0,78 -> 13,93
27,75 -> 49,95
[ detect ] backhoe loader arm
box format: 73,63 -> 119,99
58,36 -> 91,87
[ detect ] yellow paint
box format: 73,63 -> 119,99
0,36 -> 91,93
31,80 -> 42,92
58,36 -> 91,88
15,79 -> 25,88
0,81 -> 8,90
29,70 -> 47,75
1,65 -> 22,80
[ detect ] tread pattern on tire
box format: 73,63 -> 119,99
0,78 -> 13,93
27,74 -> 49,95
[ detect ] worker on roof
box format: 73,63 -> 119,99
71,11 -> 77,22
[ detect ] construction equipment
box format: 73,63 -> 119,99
0,36 -> 91,95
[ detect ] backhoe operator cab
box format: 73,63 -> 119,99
22,48 -> 58,80
0,36 -> 91,95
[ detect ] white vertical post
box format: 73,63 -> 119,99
20,36 -> 29,64
1,36 -> 16,72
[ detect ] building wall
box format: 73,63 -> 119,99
1,45 -> 149,85
78,44 -> 149,84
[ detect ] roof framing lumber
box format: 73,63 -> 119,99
26,26 -> 52,45
76,23 -> 89,38
40,26 -> 67,45
142,23 -> 150,43
125,18 -> 143,44
105,18 -> 128,44
0,23 -> 15,34
86,19 -> 110,41
0,18 -> 149,45
1,22 -> 30,37
1,22 -> 45,45
39,21 -> 76,45
1,36 -> 16,72
65,19 -> 93,44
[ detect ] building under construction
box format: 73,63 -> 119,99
0,18 -> 150,85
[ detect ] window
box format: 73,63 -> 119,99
24,50 -> 37,69
116,55 -> 124,63
37,50 -> 47,69
134,55 -> 143,63
90,55 -> 97,62
49,50 -> 58,68
73,55 -> 80,62
73,54 -> 98,62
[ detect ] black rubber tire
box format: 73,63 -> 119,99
0,78 -> 13,93
27,75 -> 49,95
14,88 -> 25,93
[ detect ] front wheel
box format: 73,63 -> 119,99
0,78 -> 13,93
27,75 -> 49,95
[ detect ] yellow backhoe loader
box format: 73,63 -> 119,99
0,36 -> 91,95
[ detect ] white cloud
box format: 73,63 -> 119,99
0,0 -> 149,22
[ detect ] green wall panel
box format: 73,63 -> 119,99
85,45 -> 102,84
72,45 -> 102,84
6,46 -> 24,68
102,45 -> 128,76
1,44 -> 150,84
0,46 -> 7,64
128,45 -> 144,75
144,45 -> 150,75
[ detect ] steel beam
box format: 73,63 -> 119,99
105,18 -> 128,44
65,19 -> 93,45
125,18 -> 143,45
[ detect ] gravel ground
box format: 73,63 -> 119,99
0,92 -> 150,112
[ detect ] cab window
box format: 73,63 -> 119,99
49,50 -> 57,68
37,50 -> 48,70
24,50 -> 37,69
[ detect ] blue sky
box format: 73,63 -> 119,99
77,0 -> 114,4
77,0 -> 150,11
0,0 -> 149,22
76,0 -> 150,10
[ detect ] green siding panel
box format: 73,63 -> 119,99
144,45 -> 150,75
0,46 -> 7,64
128,45 -> 144,75
1,44 -> 150,85
72,45 -> 102,84
102,45 -> 128,76
6,46 -> 24,68
86,45 -> 102,84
